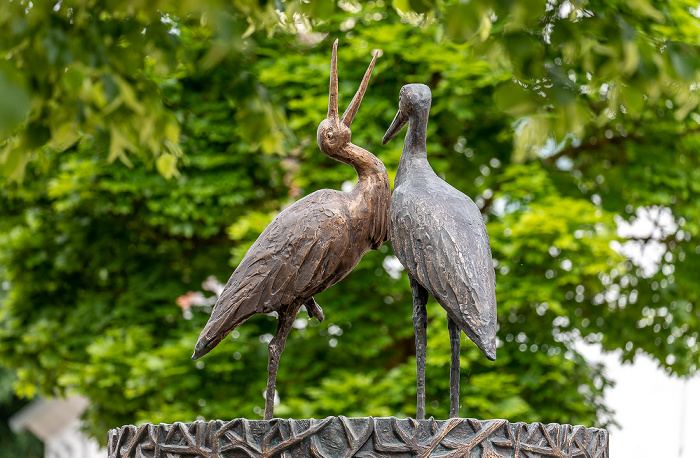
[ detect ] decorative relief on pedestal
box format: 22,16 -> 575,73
108,416 -> 609,458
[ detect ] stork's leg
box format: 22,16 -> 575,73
410,276 -> 429,420
447,315 -> 460,418
264,305 -> 298,420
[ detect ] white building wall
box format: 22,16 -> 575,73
10,396 -> 105,458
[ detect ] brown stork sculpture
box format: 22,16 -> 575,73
192,40 -> 390,420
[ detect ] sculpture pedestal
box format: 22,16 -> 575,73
108,416 -> 609,457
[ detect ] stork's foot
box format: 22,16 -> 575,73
305,297 -> 325,322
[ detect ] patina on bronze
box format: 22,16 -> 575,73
383,84 -> 498,420
192,40 -> 390,421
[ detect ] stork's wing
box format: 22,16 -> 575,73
197,189 -> 351,352
390,181 -> 497,358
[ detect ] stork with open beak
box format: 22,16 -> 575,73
192,40 -> 390,420
383,83 -> 497,419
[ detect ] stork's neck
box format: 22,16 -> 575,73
345,143 -> 391,248
341,143 -> 388,183
396,107 -> 430,187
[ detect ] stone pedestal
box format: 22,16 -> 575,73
108,416 -> 609,457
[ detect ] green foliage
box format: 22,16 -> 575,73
1,0 -> 699,445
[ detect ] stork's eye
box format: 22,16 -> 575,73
326,131 -> 333,139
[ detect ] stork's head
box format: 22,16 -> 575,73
317,39 -> 378,162
382,83 -> 432,145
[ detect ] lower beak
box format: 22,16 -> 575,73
382,109 -> 409,145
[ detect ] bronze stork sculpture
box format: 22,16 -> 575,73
383,84 -> 497,419
192,40 -> 390,420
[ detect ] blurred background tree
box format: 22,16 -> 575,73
1,0 -> 699,444
0,368 -> 43,457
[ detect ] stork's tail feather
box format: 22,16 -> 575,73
451,300 -> 497,362
191,305 -> 255,360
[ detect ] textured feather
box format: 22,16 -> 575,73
390,170 -> 497,353
197,189 -> 353,348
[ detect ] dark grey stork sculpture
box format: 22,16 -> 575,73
191,40 -> 390,420
383,84 -> 497,419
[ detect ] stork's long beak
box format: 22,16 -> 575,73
382,108 -> 409,145
328,39 -> 339,120
340,51 -> 378,128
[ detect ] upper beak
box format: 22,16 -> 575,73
382,108 -> 408,145
340,50 -> 379,128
